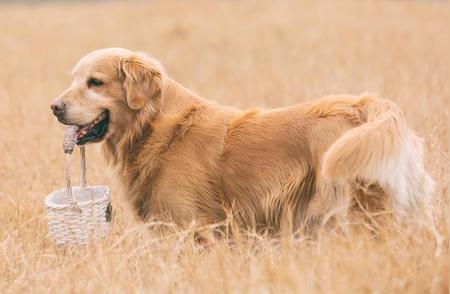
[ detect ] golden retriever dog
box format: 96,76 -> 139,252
51,48 -> 434,234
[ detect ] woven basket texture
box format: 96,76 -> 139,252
45,186 -> 110,246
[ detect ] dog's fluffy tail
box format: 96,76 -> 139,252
322,94 -> 434,211
322,96 -> 404,179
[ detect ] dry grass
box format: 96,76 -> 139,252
0,0 -> 449,293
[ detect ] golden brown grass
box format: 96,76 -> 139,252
0,1 -> 448,292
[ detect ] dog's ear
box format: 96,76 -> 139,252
119,54 -> 163,111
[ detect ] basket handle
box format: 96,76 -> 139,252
63,126 -> 86,212
65,152 -> 81,212
80,146 -> 87,188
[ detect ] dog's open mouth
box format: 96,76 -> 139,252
75,112 -> 109,145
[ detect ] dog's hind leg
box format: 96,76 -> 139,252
305,177 -> 352,232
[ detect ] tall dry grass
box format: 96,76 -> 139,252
0,1 -> 448,292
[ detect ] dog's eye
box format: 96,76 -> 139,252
87,78 -> 104,88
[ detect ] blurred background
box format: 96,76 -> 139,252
0,1 -> 448,292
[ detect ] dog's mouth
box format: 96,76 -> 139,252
75,111 -> 109,145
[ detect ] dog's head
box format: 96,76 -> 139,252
51,48 -> 164,145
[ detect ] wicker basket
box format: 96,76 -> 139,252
45,147 -> 111,246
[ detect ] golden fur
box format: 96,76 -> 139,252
52,48 -> 434,233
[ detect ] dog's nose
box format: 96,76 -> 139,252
51,99 -> 65,117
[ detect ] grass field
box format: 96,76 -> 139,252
0,0 -> 449,292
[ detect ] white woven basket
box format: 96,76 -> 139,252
45,147 -> 111,246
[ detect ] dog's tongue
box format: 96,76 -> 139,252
63,125 -> 80,154
76,124 -> 91,138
